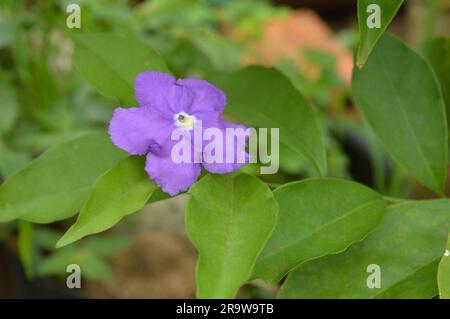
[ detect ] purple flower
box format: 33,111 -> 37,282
109,71 -> 248,196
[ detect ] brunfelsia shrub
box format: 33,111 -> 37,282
0,0 -> 449,298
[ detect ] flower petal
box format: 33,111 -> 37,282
145,152 -> 201,196
135,71 -> 175,109
135,71 -> 194,115
177,78 -> 226,113
109,107 -> 172,155
202,120 -> 250,174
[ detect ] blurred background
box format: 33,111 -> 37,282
0,0 -> 449,298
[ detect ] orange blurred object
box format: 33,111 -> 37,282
241,10 -> 353,86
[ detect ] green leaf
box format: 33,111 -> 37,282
191,30 -> 240,71
422,37 -> 450,133
357,0 -> 404,66
34,227 -> 62,250
18,221 -> 34,279
80,253 -> 111,281
73,33 -> 170,106
252,178 -> 386,284
0,132 -> 126,223
186,173 -> 278,298
0,75 -> 18,134
36,248 -> 76,277
36,248 -> 110,281
279,200 -> 450,298
0,141 -> 28,178
57,156 -> 156,247
352,34 -> 448,195
223,66 -> 326,176
438,234 -> 450,299
82,235 -> 130,256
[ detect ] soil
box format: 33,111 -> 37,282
85,195 -> 197,298
85,230 -> 197,298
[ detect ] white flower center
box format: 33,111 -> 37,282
174,112 -> 196,130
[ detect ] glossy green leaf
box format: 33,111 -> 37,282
57,156 -> 156,247
423,37 -> 450,132
73,33 -> 170,106
0,132 -> 126,223
438,234 -> 450,299
353,34 -> 448,195
357,0 -> 404,66
252,178 -> 386,284
186,173 -> 278,298
223,66 -> 326,176
279,200 -> 450,298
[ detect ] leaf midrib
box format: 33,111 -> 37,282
258,198 -> 382,263
376,51 -> 440,192
0,186 -> 91,220
73,180 -> 155,233
214,177 -> 237,296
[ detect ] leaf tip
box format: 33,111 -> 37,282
55,236 -> 72,249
